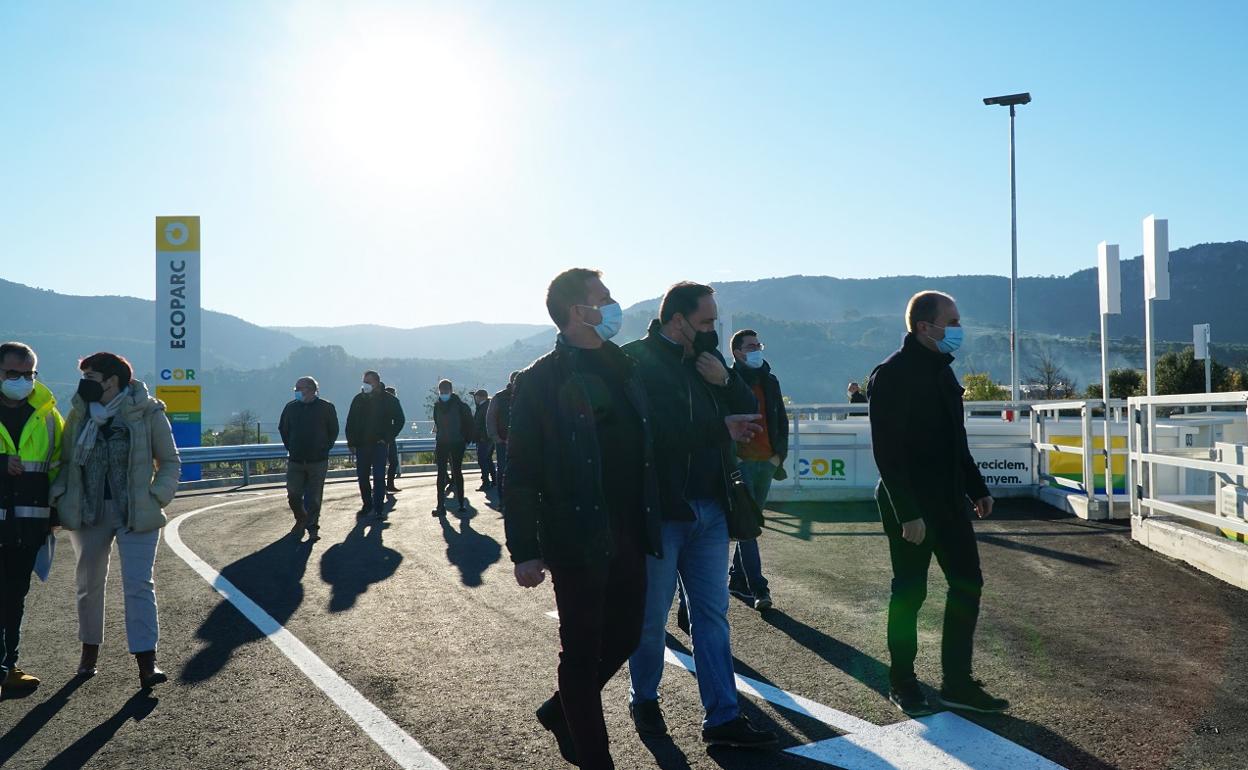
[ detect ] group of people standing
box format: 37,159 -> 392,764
502,271 -> 1008,769
0,343 -> 179,698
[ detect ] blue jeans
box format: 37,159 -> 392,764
629,498 -> 739,728
729,460 -> 775,594
355,442 -> 388,512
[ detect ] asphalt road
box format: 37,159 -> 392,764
2,474 -> 1246,770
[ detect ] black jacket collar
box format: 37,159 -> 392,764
733,359 -> 772,384
554,334 -> 635,374
644,318 -> 687,360
902,332 -> 954,370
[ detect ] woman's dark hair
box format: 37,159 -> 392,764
79,352 -> 133,388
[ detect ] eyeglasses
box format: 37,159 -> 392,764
740,343 -> 765,352
1,369 -> 37,381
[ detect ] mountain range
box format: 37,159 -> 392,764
4,240 -> 1245,427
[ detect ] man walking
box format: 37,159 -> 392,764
472,389 -> 495,491
868,290 -> 1009,717
432,380 -> 475,516
384,386 -> 404,493
486,371 -> 518,504
848,381 -> 868,404
346,370 -> 404,518
0,341 -> 63,696
727,329 -> 787,611
506,268 -> 661,770
623,282 -> 776,749
279,376 -> 338,542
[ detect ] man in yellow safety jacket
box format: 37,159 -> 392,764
0,341 -> 63,695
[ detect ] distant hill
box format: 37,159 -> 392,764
274,321 -> 553,360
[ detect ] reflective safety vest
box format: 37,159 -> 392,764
0,380 -> 64,522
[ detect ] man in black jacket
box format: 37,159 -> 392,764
505,268 -> 662,770
472,389 -> 494,491
346,370 -> 405,518
623,282 -> 776,749
486,371 -> 518,504
384,385 -> 404,493
432,380 -> 475,516
868,290 -> 1008,717
279,376 -> 339,541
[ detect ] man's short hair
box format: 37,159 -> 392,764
731,329 -> 758,352
659,282 -> 715,324
363,370 -> 380,382
0,341 -> 36,366
79,352 -> 133,388
906,291 -> 955,332
475,389 -> 488,397
508,371 -> 520,385
546,268 -> 602,328
384,386 -> 396,395
296,376 -> 319,391
438,379 -> 453,392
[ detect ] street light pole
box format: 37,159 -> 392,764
983,92 -> 1031,403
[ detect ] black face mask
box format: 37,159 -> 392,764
77,378 -> 104,403
693,329 -> 719,355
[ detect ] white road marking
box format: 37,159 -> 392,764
546,609 -> 1069,769
166,495 -> 449,770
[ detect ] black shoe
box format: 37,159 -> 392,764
939,679 -> 1010,713
676,602 -> 690,635
752,589 -> 773,612
889,679 -> 936,717
458,501 -> 467,513
432,507 -> 446,518
306,527 -> 320,543
535,697 -> 578,765
357,505 -> 371,518
630,699 -> 668,737
701,715 -> 778,748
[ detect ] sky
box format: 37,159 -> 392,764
2,1 -> 1245,327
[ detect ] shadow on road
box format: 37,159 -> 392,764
761,609 -> 891,697
765,501 -> 882,542
181,533 -> 313,684
0,677 -> 87,764
39,691 -> 158,770
321,519 -> 403,612
977,532 -> 1116,569
440,504 -> 501,587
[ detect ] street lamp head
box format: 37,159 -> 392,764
983,92 -> 1031,107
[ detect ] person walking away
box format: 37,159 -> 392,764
432,380 -> 475,516
486,371 -> 518,506
848,382 -> 868,403
279,376 -> 339,542
473,389 -> 495,491
346,370 -> 404,519
506,268 -> 662,769
0,341 -> 63,697
384,386 -> 404,492
623,282 -> 777,749
52,351 -> 180,688
727,329 -> 787,611
868,291 -> 1009,717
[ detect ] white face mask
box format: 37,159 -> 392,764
1,377 -> 34,401
361,383 -> 374,394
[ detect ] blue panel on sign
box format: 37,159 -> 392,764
171,421 -> 202,482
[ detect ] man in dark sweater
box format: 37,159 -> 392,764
345,370 -> 404,518
868,290 -> 1008,717
505,268 -> 662,770
623,282 -> 776,749
486,371 -> 518,505
472,389 -> 494,491
279,376 -> 339,542
432,380 -> 475,516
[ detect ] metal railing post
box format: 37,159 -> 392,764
243,459 -> 251,486
1081,403 -> 1095,509
792,410 -> 802,490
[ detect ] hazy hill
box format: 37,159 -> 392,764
274,321 -> 553,360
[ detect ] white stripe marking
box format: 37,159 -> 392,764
166,495 -> 449,770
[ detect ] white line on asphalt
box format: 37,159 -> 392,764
166,495 -> 450,770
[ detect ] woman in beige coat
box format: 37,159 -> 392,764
51,352 -> 180,688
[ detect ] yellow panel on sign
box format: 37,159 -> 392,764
155,385 -> 202,413
1049,435 -> 1126,475
156,216 -> 201,252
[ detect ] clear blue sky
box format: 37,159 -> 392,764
2,1 -> 1245,327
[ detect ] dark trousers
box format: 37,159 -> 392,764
882,508 -> 983,688
355,442 -> 388,513
387,440 -> 400,487
0,540 -> 41,674
477,441 -> 495,485
436,442 -> 466,510
549,522 -> 647,770
495,441 -> 508,503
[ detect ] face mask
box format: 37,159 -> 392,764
78,378 -> 105,403
361,383 -> 374,394
585,302 -> 622,342
1,377 -> 34,401
682,318 -> 719,355
439,393 -> 452,402
927,324 -> 964,354
743,350 -> 765,369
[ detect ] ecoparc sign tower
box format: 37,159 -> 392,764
155,216 -> 202,481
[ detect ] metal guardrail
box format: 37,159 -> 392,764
1129,391 -> 1248,537
181,438 -> 439,485
1029,399 -> 1130,515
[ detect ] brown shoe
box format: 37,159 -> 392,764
78,643 -> 100,678
135,651 -> 168,689
3,667 -> 41,691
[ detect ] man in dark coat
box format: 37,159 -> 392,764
345,370 -> 404,518
472,389 -> 494,491
279,375 -> 339,541
432,379 -> 475,516
868,290 -> 1008,717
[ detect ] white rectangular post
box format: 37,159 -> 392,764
1097,242 -> 1121,513
1143,216 -> 1169,501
